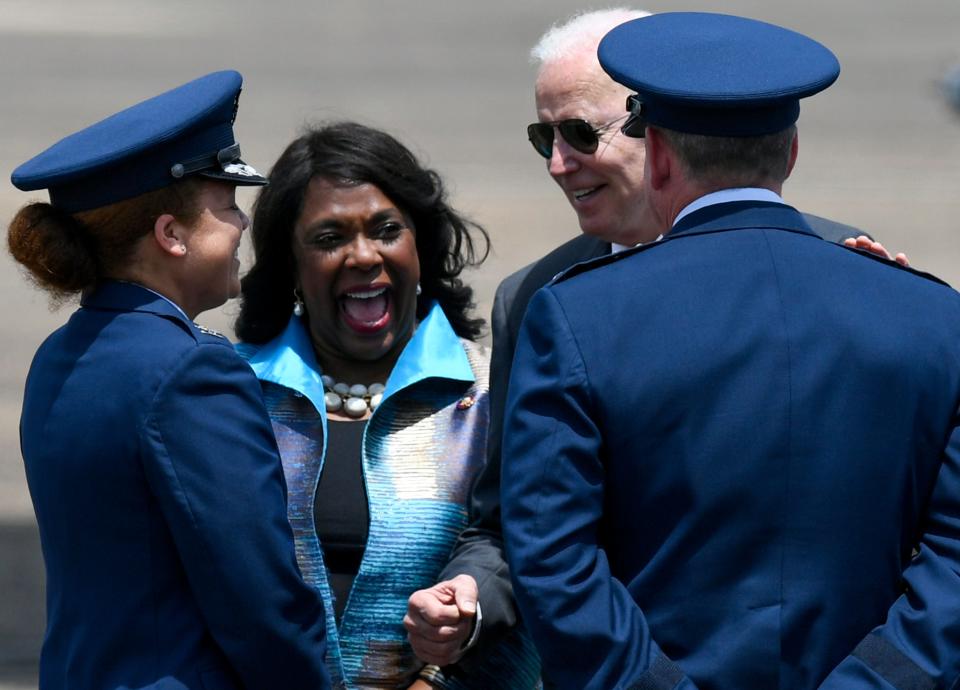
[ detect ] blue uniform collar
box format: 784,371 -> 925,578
674,188 -> 785,226
81,280 -> 193,329
669,200 -> 816,239
243,301 -> 474,415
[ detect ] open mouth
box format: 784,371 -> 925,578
339,285 -> 391,333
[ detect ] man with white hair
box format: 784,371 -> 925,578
405,8 -> 887,671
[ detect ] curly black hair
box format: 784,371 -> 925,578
235,121 -> 489,343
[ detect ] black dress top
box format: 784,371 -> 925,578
315,419 -> 370,624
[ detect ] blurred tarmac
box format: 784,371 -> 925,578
0,1 -> 958,685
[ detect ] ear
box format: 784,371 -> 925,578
153,213 -> 188,258
645,126 -> 672,191
784,129 -> 799,179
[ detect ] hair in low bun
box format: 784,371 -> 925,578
7,179 -> 204,306
7,202 -> 99,302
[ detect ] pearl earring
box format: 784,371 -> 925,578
416,283 -> 422,296
293,289 -> 304,316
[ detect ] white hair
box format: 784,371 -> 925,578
530,7 -> 652,67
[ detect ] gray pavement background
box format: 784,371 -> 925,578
0,1 -> 958,686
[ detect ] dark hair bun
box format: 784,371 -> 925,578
7,202 -> 98,298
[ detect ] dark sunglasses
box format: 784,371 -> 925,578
621,94 -> 648,138
526,113 -> 628,158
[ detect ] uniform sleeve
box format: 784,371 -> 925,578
140,343 -> 332,690
501,288 -> 696,690
818,406 -> 960,690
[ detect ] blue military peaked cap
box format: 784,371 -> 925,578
598,12 -> 840,137
11,70 -> 266,212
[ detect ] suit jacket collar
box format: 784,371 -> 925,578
566,233 -> 610,262
507,233 -> 610,339
668,200 -> 817,240
517,234 -> 609,302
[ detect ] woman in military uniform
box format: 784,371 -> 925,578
8,71 -> 331,690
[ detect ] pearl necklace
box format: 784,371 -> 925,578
321,375 -> 385,419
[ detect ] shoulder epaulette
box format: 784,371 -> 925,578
840,245 -> 952,289
550,239 -> 665,286
194,323 -> 228,340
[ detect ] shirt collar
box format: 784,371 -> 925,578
674,188 -> 785,227
383,300 -> 475,399
241,301 -> 474,414
611,237 -> 662,253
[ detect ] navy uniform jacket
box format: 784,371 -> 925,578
20,281 -> 331,690
501,202 -> 960,690
443,213 -> 868,662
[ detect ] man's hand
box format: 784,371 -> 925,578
405,574 -> 478,666
844,235 -> 910,267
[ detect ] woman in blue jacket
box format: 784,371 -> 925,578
8,71 -> 331,690
235,122 -> 540,689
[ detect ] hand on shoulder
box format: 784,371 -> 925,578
843,235 -> 910,266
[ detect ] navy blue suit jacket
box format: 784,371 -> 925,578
20,281 -> 331,690
502,202 -> 960,690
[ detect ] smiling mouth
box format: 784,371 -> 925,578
572,186 -> 602,201
340,286 -> 391,333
